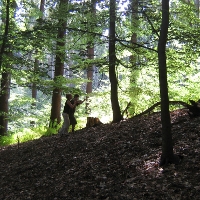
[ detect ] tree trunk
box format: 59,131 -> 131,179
195,0 -> 199,17
158,0 -> 179,166
86,47 -> 94,114
49,0 -> 68,128
0,72 -> 10,135
40,0 -> 45,13
109,0 -> 122,123
85,0 -> 96,115
30,0 -> 45,127
0,0 -> 10,136
130,0 -> 138,66
0,0 -> 10,71
30,59 -> 38,127
129,0 -> 139,108
86,47 -> 94,94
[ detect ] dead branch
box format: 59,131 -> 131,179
122,102 -> 131,118
133,100 -> 191,118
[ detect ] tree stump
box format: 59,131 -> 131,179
86,117 -> 103,128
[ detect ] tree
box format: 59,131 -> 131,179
109,0 -> 123,123
49,0 -> 68,127
158,0 -> 180,166
130,0 -> 138,66
85,0 -> 96,114
31,0 -> 45,127
0,0 -> 11,136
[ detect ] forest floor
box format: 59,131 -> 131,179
0,109 -> 200,200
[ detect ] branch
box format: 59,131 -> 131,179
134,100 -> 190,117
116,38 -> 158,53
67,26 -> 109,40
142,10 -> 160,38
67,27 -> 158,53
122,102 -> 131,117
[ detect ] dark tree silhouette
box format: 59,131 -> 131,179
109,0 -> 122,123
158,0 -> 180,166
0,0 -> 10,136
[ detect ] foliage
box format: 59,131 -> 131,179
8,86 -> 51,129
0,0 -> 200,138
0,126 -> 47,146
45,126 -> 61,136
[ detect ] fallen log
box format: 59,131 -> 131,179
133,100 -> 200,118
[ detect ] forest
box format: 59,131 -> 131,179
0,0 -> 200,155
0,0 -> 200,198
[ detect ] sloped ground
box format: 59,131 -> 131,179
0,109 -> 200,200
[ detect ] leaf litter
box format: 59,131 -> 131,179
0,109 -> 199,199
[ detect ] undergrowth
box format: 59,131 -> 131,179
0,126 -> 59,147
0,117 -> 87,147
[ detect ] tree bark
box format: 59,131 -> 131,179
0,72 -> 10,135
30,58 -> 38,127
86,117 -> 102,127
49,0 -> 68,128
85,0 -> 96,115
158,0 -> 179,166
31,0 -> 45,126
0,0 -> 10,136
109,0 -> 122,123
0,0 -> 10,71
40,0 -> 45,13
195,0 -> 199,17
129,0 -> 139,108
85,47 -> 94,115
130,0 -> 138,66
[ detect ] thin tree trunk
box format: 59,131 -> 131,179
158,0 -> 179,166
194,0 -> 199,17
86,47 -> 94,94
109,0 -> 122,123
30,59 -> 38,126
49,0 -> 68,127
30,0 -> 45,126
130,0 -> 138,66
40,0 -> 45,12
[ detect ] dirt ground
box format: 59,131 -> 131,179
0,109 -> 200,200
